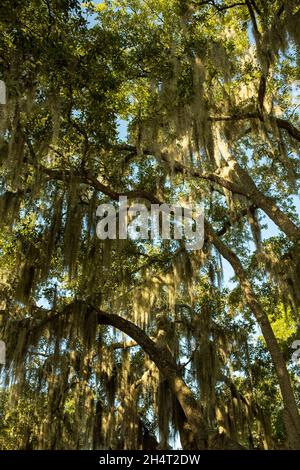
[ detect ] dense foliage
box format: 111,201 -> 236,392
0,0 -> 300,450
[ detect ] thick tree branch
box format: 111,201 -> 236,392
41,166 -> 161,204
205,220 -> 300,449
275,117 -> 300,143
20,302 -> 210,449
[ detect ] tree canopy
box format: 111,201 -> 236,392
0,0 -> 300,450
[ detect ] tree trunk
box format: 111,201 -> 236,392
206,222 -> 300,449
93,306 -> 210,449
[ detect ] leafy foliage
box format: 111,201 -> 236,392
0,0 -> 300,450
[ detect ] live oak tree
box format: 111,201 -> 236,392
0,0 -> 300,450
